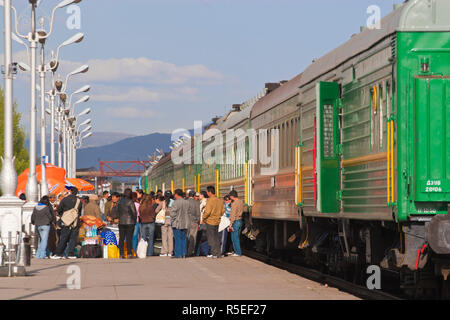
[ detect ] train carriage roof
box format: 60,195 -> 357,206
300,0 -> 450,88
250,73 -> 303,119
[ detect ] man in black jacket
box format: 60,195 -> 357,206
117,188 -> 137,259
51,187 -> 82,259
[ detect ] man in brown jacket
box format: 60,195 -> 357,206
203,186 -> 224,258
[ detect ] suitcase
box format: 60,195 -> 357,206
81,245 -> 102,258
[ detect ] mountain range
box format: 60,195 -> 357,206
80,132 -> 136,149
76,132 -> 173,169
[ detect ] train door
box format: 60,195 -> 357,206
315,82 -> 341,213
413,77 -> 450,202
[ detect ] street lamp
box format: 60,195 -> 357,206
56,65 -> 89,169
0,1 -> 26,266
70,95 -> 90,116
72,127 -> 92,177
4,0 -> 81,204
62,65 -> 89,92
45,33 -> 85,168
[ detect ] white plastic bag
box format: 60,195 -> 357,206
218,215 -> 231,232
103,245 -> 109,259
136,239 -> 148,259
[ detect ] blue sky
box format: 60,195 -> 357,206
2,0 -> 403,136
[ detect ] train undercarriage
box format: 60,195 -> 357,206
242,212 -> 450,299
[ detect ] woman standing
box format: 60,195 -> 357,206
31,196 -> 56,259
139,194 -> 157,257
117,188 -> 138,259
157,191 -> 174,257
131,192 -> 142,253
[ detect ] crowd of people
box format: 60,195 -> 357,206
29,184 -> 245,260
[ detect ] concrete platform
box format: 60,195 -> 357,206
1,256 -> 358,300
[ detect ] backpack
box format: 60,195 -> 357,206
61,198 -> 81,229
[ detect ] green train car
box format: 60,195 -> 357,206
146,0 -> 449,297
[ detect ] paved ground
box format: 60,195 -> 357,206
1,256 -> 358,300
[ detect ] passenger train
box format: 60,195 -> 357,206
144,0 -> 450,298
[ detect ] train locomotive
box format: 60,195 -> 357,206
145,0 -> 450,298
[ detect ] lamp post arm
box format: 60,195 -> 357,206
10,6 -> 28,39
42,6 -> 60,40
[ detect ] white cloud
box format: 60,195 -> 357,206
59,57 -> 223,85
92,86 -> 199,103
106,106 -> 156,119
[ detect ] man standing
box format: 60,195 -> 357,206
51,187 -> 82,259
170,189 -> 190,258
106,192 -> 120,225
229,190 -> 245,257
99,191 -> 109,221
187,190 -> 201,257
203,186 -> 224,258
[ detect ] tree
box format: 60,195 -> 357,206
0,87 -> 30,177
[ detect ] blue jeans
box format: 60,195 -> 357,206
173,228 -> 187,258
132,222 -> 141,252
140,223 -> 155,256
231,220 -> 242,256
36,225 -> 50,259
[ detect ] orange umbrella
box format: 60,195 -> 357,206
65,178 -> 95,192
16,176 -> 67,197
16,164 -> 67,197
18,164 -> 66,185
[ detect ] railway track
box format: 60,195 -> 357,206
243,249 -> 403,300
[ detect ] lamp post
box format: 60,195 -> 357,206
47,33 -> 85,165
68,109 -> 90,177
0,0 -> 26,274
10,0 -> 80,205
56,65 -> 89,169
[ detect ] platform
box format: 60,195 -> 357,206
1,256 -> 358,300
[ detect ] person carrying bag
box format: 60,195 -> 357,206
60,198 -> 81,228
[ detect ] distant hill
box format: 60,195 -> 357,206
80,132 -> 136,149
28,132 -> 135,153
76,133 -> 172,169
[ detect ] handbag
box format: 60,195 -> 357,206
218,215 -> 231,232
155,207 -> 166,224
61,198 -> 81,228
136,239 -> 148,259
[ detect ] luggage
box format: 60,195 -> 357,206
123,241 -> 136,258
101,230 -> 118,246
108,244 -> 120,259
81,245 -> 102,258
